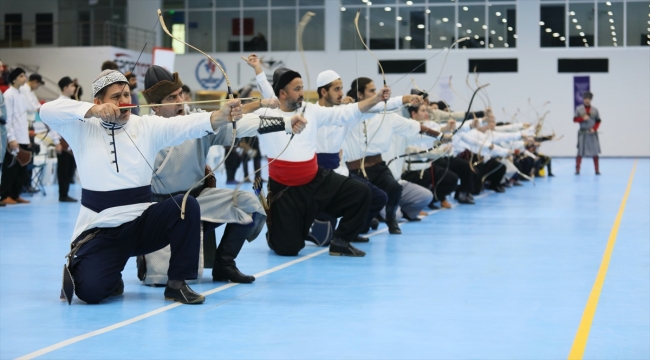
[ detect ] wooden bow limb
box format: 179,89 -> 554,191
117,98 -> 259,110
425,37 -> 470,95
449,76 -> 469,105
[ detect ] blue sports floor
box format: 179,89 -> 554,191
0,158 -> 648,359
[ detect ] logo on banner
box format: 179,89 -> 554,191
573,76 -> 590,109
196,59 -> 226,90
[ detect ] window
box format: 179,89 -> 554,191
540,3 -> 566,47
162,0 -> 325,53
35,14 -> 54,45
428,6 -> 455,49
489,4 -> 516,48
569,2 -> 595,47
458,5 -> 485,49
626,1 -> 650,46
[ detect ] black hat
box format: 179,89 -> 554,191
58,76 -> 74,91
8,67 -> 25,84
411,88 -> 428,99
29,74 -> 45,85
141,65 -> 183,104
272,68 -> 301,97
582,91 -> 593,99
437,101 -> 448,111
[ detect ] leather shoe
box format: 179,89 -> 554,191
164,281 -> 205,304
427,200 -> 439,210
213,265 -> 255,283
440,199 -> 452,209
329,237 -> 365,257
456,192 -> 475,205
385,218 -> 402,234
15,197 -> 30,204
59,196 -> 78,202
402,212 -> 421,222
111,278 -> 124,296
0,198 -> 17,205
350,235 -> 369,243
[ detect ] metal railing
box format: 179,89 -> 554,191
1,21 -> 154,50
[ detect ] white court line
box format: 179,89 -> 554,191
16,190 -> 496,360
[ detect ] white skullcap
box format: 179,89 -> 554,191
92,69 -> 128,97
316,70 -> 341,88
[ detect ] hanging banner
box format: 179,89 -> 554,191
573,76 -> 590,108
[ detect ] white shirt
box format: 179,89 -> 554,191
4,86 -> 29,144
342,112 -> 421,162
48,95 -> 72,145
20,83 -> 41,115
40,98 -> 216,241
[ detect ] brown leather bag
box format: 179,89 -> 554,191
15,148 -> 33,167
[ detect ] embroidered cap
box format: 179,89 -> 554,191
92,70 -> 128,98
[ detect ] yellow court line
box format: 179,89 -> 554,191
568,160 -> 638,360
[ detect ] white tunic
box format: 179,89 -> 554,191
40,98 -> 217,241
4,86 -> 29,145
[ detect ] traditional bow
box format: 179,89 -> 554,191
157,9 -> 241,219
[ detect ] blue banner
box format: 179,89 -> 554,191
574,76 -> 590,109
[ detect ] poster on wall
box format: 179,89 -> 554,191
110,48 -> 152,90
152,47 -> 176,72
574,76 -> 590,109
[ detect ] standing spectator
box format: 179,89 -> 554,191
52,76 -> 79,202
0,67 -> 31,205
101,60 -> 119,71
574,91 -> 601,175
0,60 -> 7,206
124,72 -> 139,115
20,74 -> 44,193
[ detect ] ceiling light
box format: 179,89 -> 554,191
498,36 -> 504,41
504,43 -> 509,48
442,17 -> 449,22
502,18 -> 507,23
489,43 -> 494,48
426,9 -> 431,14
463,6 -> 468,11
585,44 -> 589,47
606,1 -> 611,5
493,30 -> 498,34
583,38 -> 587,42
362,0 -> 367,2
496,12 -> 501,16
466,29 -> 472,33
440,36 -> 447,41
474,17 -> 479,22
417,24 -> 425,29
367,1 -> 372,5
613,43 -> 617,46
611,31 -> 616,36
474,35 -> 479,39
545,28 -> 551,33
379,22 -> 384,26
580,32 -> 585,36
480,40 -> 485,45
560,36 -> 565,41
572,19 -> 577,23
608,11 -> 613,16
576,25 -> 582,29
611,26 -> 615,30
482,25 -> 487,30
609,19 -> 614,23
553,33 -> 559,37
457,23 -> 462,27
406,0 -> 413,5
405,36 -> 412,41
612,37 -> 617,41
570,11 -> 575,16
539,21 -> 545,26
341,7 -> 346,11
508,27 -> 513,31
427,44 -> 432,49
513,34 -> 518,39
384,7 -> 391,11
397,16 -> 403,21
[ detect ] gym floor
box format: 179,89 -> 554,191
1,158 -> 648,359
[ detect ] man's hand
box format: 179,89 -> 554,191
589,128 -> 596,133
440,134 -> 452,143
242,54 -> 264,75
55,143 -> 63,154
221,99 -> 242,122
290,114 -> 307,134
374,86 -> 391,103
522,123 -> 531,129
583,114 -> 590,120
406,95 -> 424,107
341,96 -> 355,105
86,103 -> 120,123
8,140 -> 19,152
261,98 -> 279,109
445,119 -> 457,132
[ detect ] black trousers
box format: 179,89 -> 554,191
436,157 -> 474,194
349,174 -> 388,233
350,162 -> 402,218
70,195 -> 200,304
476,159 -> 507,191
268,168 -> 371,256
0,144 -> 29,200
224,146 -> 241,181
57,151 -> 75,199
402,165 -> 458,202
203,221 -> 251,269
240,137 -> 261,179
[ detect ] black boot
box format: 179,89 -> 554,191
351,235 -> 370,243
212,223 -> 255,283
385,206 -> 402,234
329,237 -> 366,257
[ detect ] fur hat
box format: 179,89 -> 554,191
141,65 -> 183,104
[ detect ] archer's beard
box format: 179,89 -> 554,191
288,98 -> 303,111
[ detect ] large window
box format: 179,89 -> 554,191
540,0 -> 650,48
162,0 -> 325,53
341,0 -> 517,51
